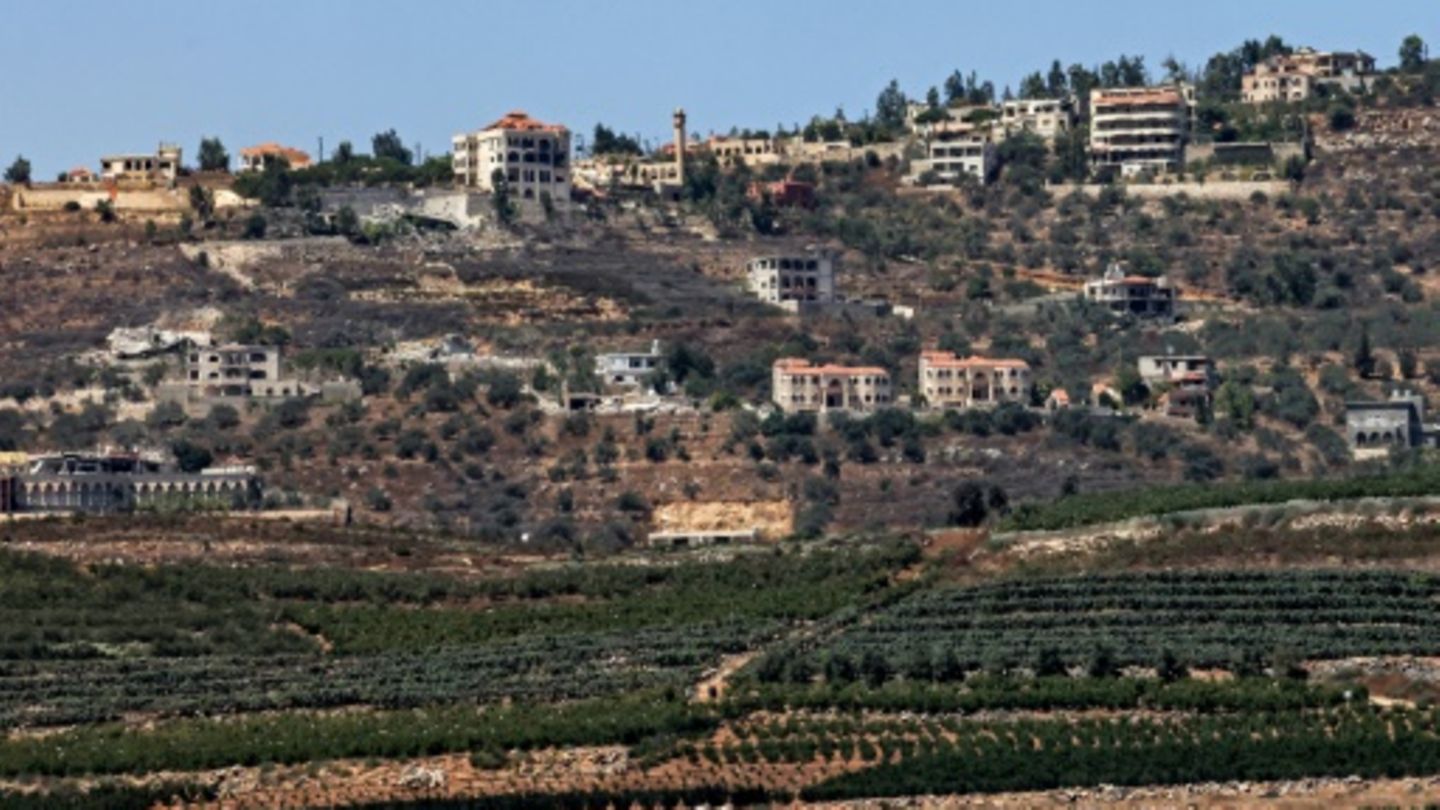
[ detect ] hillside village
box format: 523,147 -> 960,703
9,20 -> 1440,809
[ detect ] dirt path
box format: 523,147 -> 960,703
694,652 -> 757,703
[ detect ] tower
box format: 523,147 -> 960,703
672,108 -> 687,184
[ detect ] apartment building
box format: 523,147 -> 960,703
1088,84 -> 1194,177
999,98 -> 1073,141
239,143 -> 312,172
746,251 -> 837,309
910,121 -> 996,186
771,358 -> 892,414
918,351 -> 1031,409
1241,48 -> 1376,104
452,110 -> 571,201
100,144 -> 182,184
185,345 -> 306,400
1083,264 -> 1177,318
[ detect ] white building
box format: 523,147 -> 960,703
999,98 -> 1073,141
452,110 -> 571,201
1137,355 -> 1213,385
1089,84 -> 1194,177
746,251 -> 837,309
1242,48 -> 1376,104
910,123 -> 995,186
100,144 -> 182,184
595,341 -> 663,388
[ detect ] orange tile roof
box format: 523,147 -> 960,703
240,143 -> 312,167
1093,90 -> 1183,107
1049,389 -> 1071,403
484,110 -> 568,133
921,351 -> 1030,370
66,166 -> 93,177
774,358 -> 889,377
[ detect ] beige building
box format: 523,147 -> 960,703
919,351 -> 1031,409
771,358 -> 891,414
1089,84 -> 1194,177
1241,48 -> 1375,104
706,136 -> 781,168
452,110 -> 571,201
747,251 -> 837,308
1138,355 -> 1213,385
100,144 -> 182,184
186,345 -> 305,400
999,98 -> 1073,141
910,122 -> 996,186
239,143 -> 312,172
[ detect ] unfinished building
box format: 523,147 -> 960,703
100,144 -> 182,184
1083,264 -> 1177,319
1089,84 -> 1194,177
1242,48 -> 1375,104
746,251 -> 837,310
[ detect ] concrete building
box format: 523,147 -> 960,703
595,341 -> 663,388
452,110 -> 571,201
999,97 -> 1074,141
747,251 -> 837,309
9,453 -> 258,514
1083,264 -> 1177,319
706,136 -> 781,168
771,358 -> 892,414
918,351 -> 1031,409
100,144 -> 182,184
1242,48 -> 1376,104
1138,355 -> 1214,385
1345,392 -> 1440,454
1089,84 -> 1194,177
239,143 -> 312,172
911,122 -> 995,186
185,345 -> 306,400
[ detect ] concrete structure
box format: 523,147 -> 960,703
186,345 -> 307,400
706,136 -> 781,168
918,351 -> 1031,409
672,108 -> 687,186
911,123 -> 995,186
595,341 -> 663,388
1089,84 -> 1194,177
1242,48 -> 1375,104
10,453 -> 258,514
747,251 -> 837,309
1083,264 -> 1176,319
1345,392 -> 1440,454
999,97 -> 1074,141
771,358 -> 892,414
100,144 -> 182,184
239,143 -> 312,172
1138,355 -> 1214,385
108,326 -> 212,360
648,528 -> 758,548
452,110 -> 571,201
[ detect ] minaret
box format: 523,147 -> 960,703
672,108 -> 687,184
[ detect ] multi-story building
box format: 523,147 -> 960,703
185,345 -> 305,400
746,251 -> 837,309
1241,48 -> 1375,104
100,144 -> 182,184
595,341 -> 663,388
771,358 -> 892,414
1083,264 -> 1177,319
8,453 -> 258,514
1346,392 -> 1440,454
1089,84 -> 1194,177
918,351 -> 1031,409
452,110 -> 571,201
999,97 -> 1074,141
239,143 -> 312,172
910,123 -> 995,186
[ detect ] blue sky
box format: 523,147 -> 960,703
0,1 -> 1433,176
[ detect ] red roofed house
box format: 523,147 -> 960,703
918,351 -> 1032,409
239,143 -> 312,173
772,358 -> 892,414
452,110 -> 571,201
63,166 -> 95,183
747,179 -> 815,208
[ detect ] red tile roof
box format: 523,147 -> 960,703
240,143 -> 312,168
921,351 -> 1030,370
774,358 -> 889,377
484,110 -> 568,134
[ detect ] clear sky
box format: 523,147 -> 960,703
0,0 -> 1433,176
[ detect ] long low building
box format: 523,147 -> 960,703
772,358 -> 892,414
5,453 -> 259,514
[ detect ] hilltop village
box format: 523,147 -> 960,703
1,37 -> 1439,549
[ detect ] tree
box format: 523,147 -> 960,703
1018,71 -> 1047,99
491,169 -> 517,225
371,129 -> 413,165
948,481 -> 988,527
1400,34 -> 1427,73
875,79 -> 908,131
1353,325 -> 1376,378
197,137 -> 229,172
1045,60 -> 1067,98
189,185 -> 215,221
591,124 -> 642,156
242,212 -> 267,239
943,70 -> 966,105
4,156 -> 31,185
332,141 -> 355,164
171,439 -> 213,473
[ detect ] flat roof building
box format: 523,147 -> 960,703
100,144 -> 182,184
1083,264 -> 1176,319
595,340 -> 663,388
186,345 -> 306,401
1089,84 -> 1193,177
918,351 -> 1031,410
1346,392 -> 1440,455
453,110 -> 571,201
13,453 -> 258,514
747,251 -> 837,310
771,358 -> 891,414
999,97 -> 1074,141
1242,48 -> 1375,104
910,125 -> 996,187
